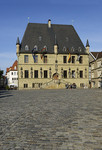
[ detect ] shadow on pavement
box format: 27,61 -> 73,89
0,90 -> 13,99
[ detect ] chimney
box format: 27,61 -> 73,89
48,19 -> 51,28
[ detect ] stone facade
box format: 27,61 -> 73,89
16,20 -> 89,90
17,53 -> 89,89
90,52 -> 102,88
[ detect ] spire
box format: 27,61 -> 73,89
86,39 -> 90,47
16,37 -> 20,45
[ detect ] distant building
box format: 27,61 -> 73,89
6,60 -> 18,88
16,20 -> 89,89
90,52 -> 102,88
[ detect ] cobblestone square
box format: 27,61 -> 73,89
0,89 -> 102,150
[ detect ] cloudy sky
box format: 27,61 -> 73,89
0,0 -> 102,73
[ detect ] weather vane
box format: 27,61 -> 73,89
72,20 -> 74,26
28,17 -> 30,23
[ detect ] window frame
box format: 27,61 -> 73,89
43,55 -> 47,63
44,70 -> 48,78
72,70 -> 75,78
25,70 -> 29,78
79,56 -> 83,64
80,70 -> 83,78
34,70 -> 38,78
24,84 -> 28,88
24,55 -> 29,63
63,56 -> 67,63
72,56 -> 75,63
63,70 -> 67,78
34,55 -> 38,63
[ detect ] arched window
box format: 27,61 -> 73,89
25,45 -> 29,51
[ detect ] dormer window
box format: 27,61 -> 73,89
63,46 -> 66,52
44,45 -> 47,51
78,47 -> 82,52
66,37 -> 69,42
25,45 -> 29,51
34,45 -> 38,51
39,36 -> 42,41
71,47 -> 75,52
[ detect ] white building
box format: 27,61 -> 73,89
6,60 -> 18,88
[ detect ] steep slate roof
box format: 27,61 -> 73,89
20,22 -> 86,54
91,52 -> 102,59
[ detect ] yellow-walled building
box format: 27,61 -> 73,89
16,20 -> 89,90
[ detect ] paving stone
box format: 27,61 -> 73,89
0,89 -> 102,149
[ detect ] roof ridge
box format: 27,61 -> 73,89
28,22 -> 73,26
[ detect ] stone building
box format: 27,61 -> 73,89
16,20 -> 89,89
90,52 -> 102,88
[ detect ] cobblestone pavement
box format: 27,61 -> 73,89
0,89 -> 102,150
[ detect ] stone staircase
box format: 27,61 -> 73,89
41,79 -> 70,89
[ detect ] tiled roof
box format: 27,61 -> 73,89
91,52 -> 102,59
6,60 -> 18,73
20,22 -> 86,54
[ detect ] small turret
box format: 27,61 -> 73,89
86,39 -> 90,54
16,37 -> 20,55
86,39 -> 90,47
